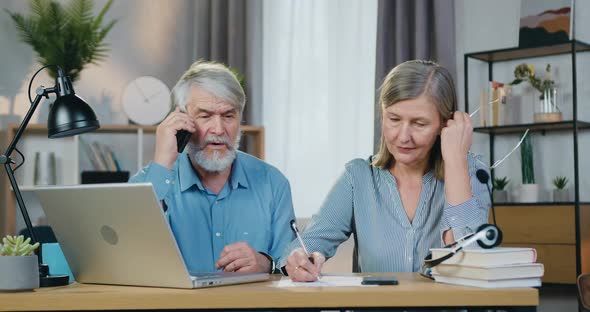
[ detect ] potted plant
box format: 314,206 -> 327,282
0,235 -> 40,291
492,176 -> 510,203
5,0 -> 117,83
519,133 -> 539,202
509,63 -> 561,123
553,176 -> 569,202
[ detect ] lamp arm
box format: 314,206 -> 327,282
0,86 -> 55,261
3,87 -> 56,158
4,162 -> 38,246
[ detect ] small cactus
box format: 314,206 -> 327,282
493,177 -> 510,191
553,176 -> 568,190
0,235 -> 40,256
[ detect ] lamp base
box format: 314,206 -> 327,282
39,263 -> 69,287
40,274 -> 69,287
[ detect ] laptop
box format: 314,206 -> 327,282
29,183 -> 269,288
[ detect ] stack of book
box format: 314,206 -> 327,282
429,247 -> 543,288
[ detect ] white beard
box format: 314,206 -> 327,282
188,131 -> 242,173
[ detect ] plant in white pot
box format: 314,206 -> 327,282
492,176 -> 509,203
552,176 -> 569,202
0,235 -> 40,291
519,133 -> 539,202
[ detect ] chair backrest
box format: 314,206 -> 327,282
577,274 -> 590,311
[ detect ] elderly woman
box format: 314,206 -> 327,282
282,60 -> 490,281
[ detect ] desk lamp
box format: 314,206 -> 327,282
0,65 -> 100,287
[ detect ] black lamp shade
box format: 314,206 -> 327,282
47,94 -> 100,138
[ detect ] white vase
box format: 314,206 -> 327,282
493,190 -> 508,203
519,184 -> 539,203
0,255 -> 39,291
553,189 -> 569,202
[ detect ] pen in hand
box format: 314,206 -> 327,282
290,220 -> 322,280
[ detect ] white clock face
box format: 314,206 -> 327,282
122,76 -> 171,125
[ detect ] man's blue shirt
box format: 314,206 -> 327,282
129,151 -> 295,273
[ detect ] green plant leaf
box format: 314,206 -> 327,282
6,0 -> 117,82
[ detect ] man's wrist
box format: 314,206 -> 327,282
258,252 -> 276,273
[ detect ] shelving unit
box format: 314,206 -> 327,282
0,123 -> 265,237
465,40 -> 590,284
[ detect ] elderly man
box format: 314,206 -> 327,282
130,60 -> 295,274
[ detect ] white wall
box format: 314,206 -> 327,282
455,0 -> 590,202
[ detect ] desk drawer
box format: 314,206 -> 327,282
492,205 -> 575,244
502,243 -> 576,284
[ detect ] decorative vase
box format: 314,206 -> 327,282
0,255 -> 39,291
533,87 -> 562,123
518,184 -> 539,203
493,190 -> 508,203
553,189 -> 569,202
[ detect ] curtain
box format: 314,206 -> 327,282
189,0 -> 263,126
373,0 -> 456,152
262,0 -> 378,218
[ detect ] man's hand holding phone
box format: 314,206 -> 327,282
154,107 -> 196,169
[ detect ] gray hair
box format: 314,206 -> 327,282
171,60 -> 246,114
373,60 -> 457,180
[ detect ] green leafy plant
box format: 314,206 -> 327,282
0,235 -> 40,256
230,67 -> 246,91
520,133 -> 535,184
5,0 -> 117,82
509,63 -> 555,98
553,176 -> 568,190
493,177 -> 510,191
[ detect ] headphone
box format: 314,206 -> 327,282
421,223 -> 503,272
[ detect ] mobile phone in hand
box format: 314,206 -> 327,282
176,130 -> 192,153
361,276 -> 398,285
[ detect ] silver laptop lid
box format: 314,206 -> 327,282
31,183 -> 194,288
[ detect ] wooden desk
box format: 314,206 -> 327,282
0,273 -> 538,311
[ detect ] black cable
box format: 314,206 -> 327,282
476,169 -> 497,226
28,64 -> 57,105
485,182 -> 497,225
12,147 -> 25,172
14,64 -> 56,170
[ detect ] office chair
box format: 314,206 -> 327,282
578,273 -> 590,311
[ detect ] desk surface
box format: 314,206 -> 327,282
0,273 -> 538,311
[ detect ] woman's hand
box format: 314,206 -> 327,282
441,111 -> 472,164
285,248 -> 325,282
441,111 -> 473,207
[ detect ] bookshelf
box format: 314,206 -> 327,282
466,40 -> 590,284
0,123 -> 265,236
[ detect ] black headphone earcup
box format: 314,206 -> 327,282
495,227 -> 503,246
475,223 -> 503,249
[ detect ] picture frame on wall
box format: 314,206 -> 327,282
519,0 -> 574,48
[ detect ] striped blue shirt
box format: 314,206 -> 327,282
129,151 -> 296,273
279,154 -> 490,272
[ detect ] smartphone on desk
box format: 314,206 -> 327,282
361,276 -> 398,285
176,130 -> 192,153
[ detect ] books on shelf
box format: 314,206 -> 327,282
80,138 -> 122,171
429,247 -> 543,289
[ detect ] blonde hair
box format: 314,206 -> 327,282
372,60 -> 457,180
171,60 -> 246,114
